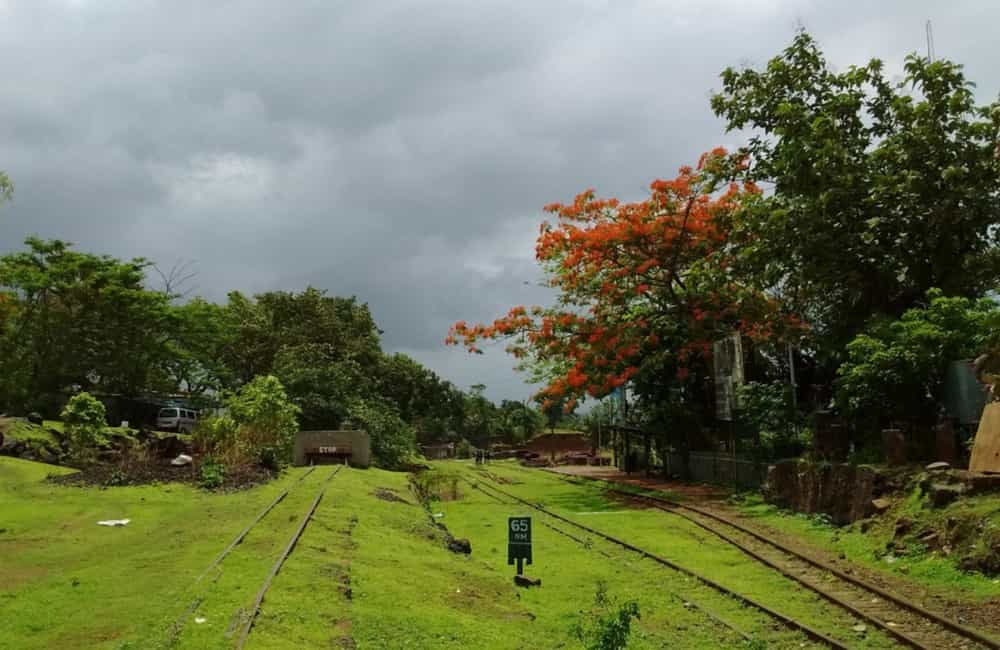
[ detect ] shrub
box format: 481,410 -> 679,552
455,438 -> 473,459
836,290 -> 1000,433
60,392 -> 107,460
199,457 -> 226,489
347,398 -> 416,469
736,381 -> 807,458
573,581 -> 641,650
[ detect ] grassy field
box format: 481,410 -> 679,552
2,456 -> 908,649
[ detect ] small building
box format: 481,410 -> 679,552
525,432 -> 592,460
293,430 -> 371,468
420,442 -> 455,460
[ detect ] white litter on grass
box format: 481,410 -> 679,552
171,454 -> 193,467
433,513 -> 444,518
97,519 -> 130,527
194,617 -> 207,624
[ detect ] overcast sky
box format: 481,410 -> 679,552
1,1 -> 998,402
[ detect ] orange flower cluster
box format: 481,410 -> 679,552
446,149 -> 804,402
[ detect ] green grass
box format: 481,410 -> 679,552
734,489 -> 1000,602
3,420 -> 59,444
0,456 -> 919,648
470,461 -> 900,649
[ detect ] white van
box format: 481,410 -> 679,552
156,407 -> 199,433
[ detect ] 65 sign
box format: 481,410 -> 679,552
507,516 -> 532,575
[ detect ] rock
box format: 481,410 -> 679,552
852,624 -> 867,633
26,412 -> 43,425
513,575 -> 541,588
926,461 -> 951,471
447,537 -> 472,554
872,498 -> 892,513
929,483 -> 964,507
894,517 -> 913,538
170,453 -> 193,466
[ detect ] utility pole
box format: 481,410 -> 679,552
926,19 -> 935,62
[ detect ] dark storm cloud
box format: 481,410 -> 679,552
1,0 -> 998,400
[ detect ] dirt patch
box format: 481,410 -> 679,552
373,487 -> 412,505
549,466 -> 728,501
47,459 -> 275,491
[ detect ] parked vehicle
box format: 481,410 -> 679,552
156,407 -> 199,433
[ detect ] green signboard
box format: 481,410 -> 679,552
507,516 -> 532,574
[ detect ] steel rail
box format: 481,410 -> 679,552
463,473 -> 848,649
234,466 -> 341,649
467,477 -> 755,643
553,470 -> 1000,650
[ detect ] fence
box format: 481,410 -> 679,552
664,451 -> 767,490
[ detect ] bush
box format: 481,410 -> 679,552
455,438 -> 473,459
347,399 -> 417,469
199,457 -> 226,489
60,392 -> 107,460
227,375 -> 300,466
736,381 -> 807,458
573,581 -> 641,650
836,290 -> 1000,433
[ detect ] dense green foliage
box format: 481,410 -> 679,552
223,375 -> 301,467
60,391 -> 107,460
347,399 -> 417,469
713,31 -> 1000,357
836,291 -> 1000,429
0,238 -> 174,412
0,238 -> 551,468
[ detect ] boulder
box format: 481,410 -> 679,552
871,497 -> 892,513
926,461 -> 951,472
929,483 -> 964,507
513,575 -> 541,588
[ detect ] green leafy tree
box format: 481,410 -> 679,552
0,238 -> 173,412
835,290 -> 1000,433
60,392 -> 107,460
496,400 -> 542,444
712,31 -> 1000,359
347,398 -> 417,469
221,288 -> 381,385
462,384 -> 499,446
273,343 -> 366,429
163,298 -> 235,396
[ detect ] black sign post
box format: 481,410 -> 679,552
507,516 -> 532,576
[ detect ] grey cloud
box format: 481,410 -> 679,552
1,0 -> 997,402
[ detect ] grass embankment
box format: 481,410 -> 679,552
467,461 -> 900,649
734,489 -> 1000,602
4,457 -> 784,649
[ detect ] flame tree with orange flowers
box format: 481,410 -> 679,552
447,150 -> 803,461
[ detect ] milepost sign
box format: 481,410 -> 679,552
507,516 -> 532,575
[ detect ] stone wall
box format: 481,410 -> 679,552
763,459 -> 889,525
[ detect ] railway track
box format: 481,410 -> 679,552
544,468 -> 999,650
464,470 -> 849,649
167,466 -> 341,648
467,475 -> 764,645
